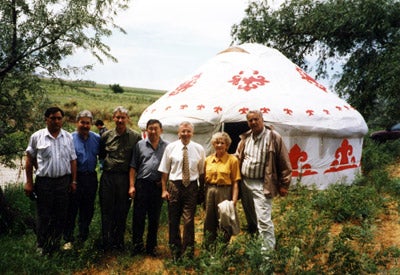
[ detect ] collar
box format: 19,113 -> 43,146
210,153 -> 229,163
251,127 -> 266,141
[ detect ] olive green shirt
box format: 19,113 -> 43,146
99,128 -> 141,173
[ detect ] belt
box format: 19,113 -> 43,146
37,174 -> 70,180
170,180 -> 197,185
207,183 -> 231,187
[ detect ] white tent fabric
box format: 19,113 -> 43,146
138,43 -> 368,189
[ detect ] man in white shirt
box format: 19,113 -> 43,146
24,107 -> 77,255
159,121 -> 205,261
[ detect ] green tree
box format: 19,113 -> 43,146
0,0 -> 129,167
109,83 -> 124,93
231,0 -> 400,126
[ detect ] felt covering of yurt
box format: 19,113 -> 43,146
138,43 -> 368,189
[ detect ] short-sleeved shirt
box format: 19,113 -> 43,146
72,131 -> 100,173
158,140 -> 205,181
130,138 -> 169,182
99,128 -> 142,173
26,128 -> 77,178
241,127 -> 269,179
205,153 -> 241,185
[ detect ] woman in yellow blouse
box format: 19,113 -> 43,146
204,132 -> 241,246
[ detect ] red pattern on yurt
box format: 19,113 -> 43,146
324,139 -> 358,173
169,73 -> 202,96
296,67 -> 327,92
228,70 -> 269,91
289,144 -> 318,177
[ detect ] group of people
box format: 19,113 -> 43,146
24,106 -> 292,261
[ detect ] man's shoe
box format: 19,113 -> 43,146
36,247 -> 44,256
63,242 -> 73,250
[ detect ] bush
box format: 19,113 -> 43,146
109,84 -> 124,94
312,184 -> 382,223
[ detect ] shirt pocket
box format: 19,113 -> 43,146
37,142 -> 52,159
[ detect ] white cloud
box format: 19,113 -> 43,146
65,0 -> 249,90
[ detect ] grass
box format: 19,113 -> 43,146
1,80 -> 400,274
42,79 -> 166,131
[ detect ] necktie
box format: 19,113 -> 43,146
182,145 -> 190,187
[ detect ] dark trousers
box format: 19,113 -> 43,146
132,179 -> 163,253
168,180 -> 198,258
99,171 -> 131,250
35,175 -> 70,254
64,172 -> 98,243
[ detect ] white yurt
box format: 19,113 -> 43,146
138,43 -> 368,189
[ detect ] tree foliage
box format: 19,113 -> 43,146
109,83 -> 124,93
231,0 -> 400,126
0,0 -> 129,166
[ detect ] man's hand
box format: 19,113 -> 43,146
162,190 -> 170,201
24,182 -> 34,197
128,186 -> 136,199
70,182 -> 77,193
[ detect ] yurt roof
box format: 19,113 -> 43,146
139,43 -> 368,138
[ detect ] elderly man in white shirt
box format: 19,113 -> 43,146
159,121 -> 205,261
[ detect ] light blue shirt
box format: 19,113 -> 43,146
72,131 -> 100,173
130,138 -> 168,182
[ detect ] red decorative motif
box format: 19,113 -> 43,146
168,73 -> 202,96
197,104 -> 205,110
324,139 -> 358,173
165,106 -> 172,111
323,109 -> 330,115
296,67 -> 327,92
228,70 -> 270,91
239,107 -> 249,114
214,106 -> 223,114
289,144 -> 318,177
336,106 -> 342,111
306,110 -> 314,116
151,109 -> 156,113
260,107 -> 270,114
180,104 -> 188,110
283,108 -> 293,115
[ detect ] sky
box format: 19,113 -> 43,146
65,0 -> 283,91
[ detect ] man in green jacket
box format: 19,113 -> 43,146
99,106 -> 141,251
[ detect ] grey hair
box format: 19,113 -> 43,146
211,132 -> 232,149
76,110 -> 93,122
179,121 -> 194,131
113,106 -> 129,116
246,109 -> 264,120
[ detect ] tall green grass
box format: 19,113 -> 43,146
1,82 -> 400,274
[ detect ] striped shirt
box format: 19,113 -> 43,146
241,127 -> 269,179
26,128 -> 77,178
